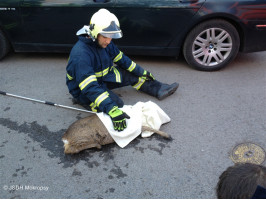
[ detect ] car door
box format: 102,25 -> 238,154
113,0 -> 205,56
19,0 -> 116,51
0,0 -> 23,41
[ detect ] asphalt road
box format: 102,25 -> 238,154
0,51 -> 265,198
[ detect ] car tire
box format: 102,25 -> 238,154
0,29 -> 11,60
183,19 -> 240,71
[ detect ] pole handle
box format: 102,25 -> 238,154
45,101 -> 55,106
0,90 -> 95,114
0,91 -> 7,95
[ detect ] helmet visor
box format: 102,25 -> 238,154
100,31 -> 123,39
100,21 -> 123,39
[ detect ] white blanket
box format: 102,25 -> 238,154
96,101 -> 170,148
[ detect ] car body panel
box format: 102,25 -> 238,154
111,0 -> 205,56
0,0 -> 22,43
196,0 -> 266,53
0,0 -> 266,57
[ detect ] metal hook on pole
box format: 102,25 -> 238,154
0,90 -> 95,114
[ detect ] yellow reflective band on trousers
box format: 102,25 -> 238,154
67,73 -> 73,80
95,67 -> 109,78
90,102 -> 98,112
95,91 -> 109,107
113,51 -> 123,63
113,67 -> 121,83
133,78 -> 146,90
128,61 -> 136,72
79,75 -> 97,91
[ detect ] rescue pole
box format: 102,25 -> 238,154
0,90 -> 95,114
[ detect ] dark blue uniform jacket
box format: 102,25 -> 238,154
66,36 -> 144,113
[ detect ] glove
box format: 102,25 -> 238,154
108,106 -> 130,131
142,70 -> 155,81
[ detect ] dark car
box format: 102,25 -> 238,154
0,0 -> 266,71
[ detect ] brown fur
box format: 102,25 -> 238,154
62,115 -> 169,154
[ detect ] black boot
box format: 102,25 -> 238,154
157,82 -> 179,100
138,80 -> 179,100
138,80 -> 162,97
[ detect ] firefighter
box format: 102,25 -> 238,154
66,9 -> 179,132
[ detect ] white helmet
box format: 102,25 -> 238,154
76,9 -> 122,40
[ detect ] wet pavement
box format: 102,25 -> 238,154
0,51 -> 265,198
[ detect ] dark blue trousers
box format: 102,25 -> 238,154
76,67 -> 161,111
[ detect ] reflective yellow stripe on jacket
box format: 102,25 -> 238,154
67,73 -> 73,80
113,51 -> 123,63
95,67 -> 109,78
79,75 -> 97,91
90,102 -> 98,112
95,91 -> 109,107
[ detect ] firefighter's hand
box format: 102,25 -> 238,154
142,70 -> 155,81
108,106 -> 130,131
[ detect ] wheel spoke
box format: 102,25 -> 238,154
196,35 -> 207,43
193,48 -> 204,58
218,32 -> 229,43
216,51 -> 225,61
220,47 -> 232,52
194,39 -> 205,47
216,30 -> 226,40
194,51 -> 205,59
220,43 -> 232,52
213,54 -> 221,64
202,54 -> 209,65
211,28 -> 216,40
206,29 -> 211,41
206,54 -> 212,66
221,43 -> 232,47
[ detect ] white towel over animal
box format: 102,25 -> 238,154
96,101 -> 171,148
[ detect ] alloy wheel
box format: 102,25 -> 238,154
192,28 -> 232,67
